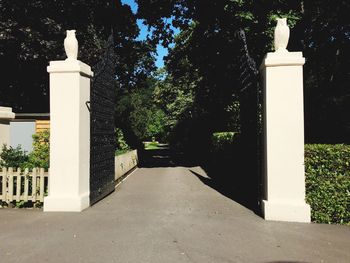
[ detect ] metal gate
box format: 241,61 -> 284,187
90,35 -> 116,204
235,29 -> 263,211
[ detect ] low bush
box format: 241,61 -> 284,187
0,145 -> 29,169
305,144 -> 350,224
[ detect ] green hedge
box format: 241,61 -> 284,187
210,137 -> 350,224
305,144 -> 350,224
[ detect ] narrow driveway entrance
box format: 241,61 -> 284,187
0,165 -> 349,263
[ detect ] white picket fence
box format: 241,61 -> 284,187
0,167 -> 49,203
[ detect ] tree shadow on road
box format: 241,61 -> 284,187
139,143 -> 262,216
138,146 -> 199,168
186,138 -> 262,215
189,158 -> 261,215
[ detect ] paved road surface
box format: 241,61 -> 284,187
0,166 -> 349,263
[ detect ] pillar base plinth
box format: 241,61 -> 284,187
44,192 -> 89,212
262,200 -> 311,223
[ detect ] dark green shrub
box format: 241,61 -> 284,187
305,144 -> 350,224
0,144 -> 29,169
211,132 -> 237,154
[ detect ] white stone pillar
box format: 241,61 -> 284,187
44,59 -> 93,212
260,51 -> 311,222
0,107 -> 15,151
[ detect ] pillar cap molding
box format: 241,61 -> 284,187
261,51 -> 305,69
0,106 -> 15,119
47,60 -> 93,77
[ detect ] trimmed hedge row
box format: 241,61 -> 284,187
305,144 -> 350,225
210,133 -> 350,225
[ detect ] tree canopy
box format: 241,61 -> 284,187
0,0 -> 155,112
0,0 -> 348,144
136,0 -> 350,144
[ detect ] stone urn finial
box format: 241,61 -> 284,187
64,30 -> 78,60
274,18 -> 290,52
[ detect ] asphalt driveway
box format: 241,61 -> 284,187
0,166 -> 349,263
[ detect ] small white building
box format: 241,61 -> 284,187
0,107 -> 15,150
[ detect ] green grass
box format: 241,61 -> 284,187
115,149 -> 131,156
144,141 -> 160,150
